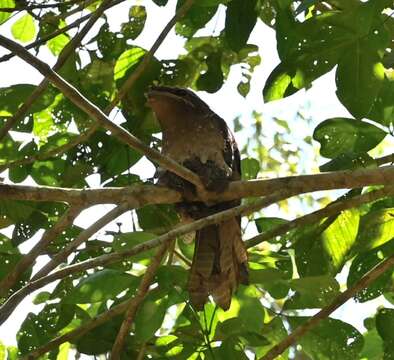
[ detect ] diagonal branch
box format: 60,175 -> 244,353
111,242 -> 169,360
108,0 -> 195,109
0,0 -> 115,141
0,34 -> 204,190
0,205 -> 82,297
0,0 -> 126,63
0,0 -> 195,176
0,0 -> 112,141
259,253 -> 394,360
0,189 -> 293,325
245,185 -> 394,248
31,202 -> 132,280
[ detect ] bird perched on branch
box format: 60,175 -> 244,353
146,86 -> 248,310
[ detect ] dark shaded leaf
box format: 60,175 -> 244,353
225,0 -> 258,51
63,269 -> 138,304
313,117 -> 386,159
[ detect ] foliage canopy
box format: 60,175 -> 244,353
0,0 -> 393,359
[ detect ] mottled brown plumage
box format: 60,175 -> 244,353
146,86 -> 248,310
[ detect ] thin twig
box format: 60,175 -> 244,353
32,203 -> 131,280
0,0 -> 84,12
0,0 -> 125,64
54,0 -> 97,20
245,186 -> 394,248
0,189 -> 292,325
0,0 -> 113,141
0,206 -> 82,297
259,254 -> 394,360
0,34 -> 204,190
0,0 -> 195,175
110,243 -> 168,359
108,0 -> 195,109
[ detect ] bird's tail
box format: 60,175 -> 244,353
187,217 -> 248,311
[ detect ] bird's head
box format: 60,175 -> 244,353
146,86 -> 210,117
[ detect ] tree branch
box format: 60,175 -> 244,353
31,202 -> 132,280
21,296 -> 132,359
376,152 -> 394,166
0,0 -> 194,180
0,189 -> 292,325
1,166 -> 393,205
259,253 -> 394,360
111,243 -> 168,360
108,0 -> 195,109
0,0 -> 85,12
245,186 -> 394,248
0,34 -> 204,191
0,0 -> 114,141
0,206 -> 82,297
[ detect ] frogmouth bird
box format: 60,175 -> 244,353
146,86 -> 248,310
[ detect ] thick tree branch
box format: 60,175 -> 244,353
1,166 -> 393,205
111,243 -> 168,360
259,253 -> 394,360
0,34 -> 204,190
0,0 -> 113,141
0,206 -> 82,297
31,202 -> 131,280
0,189 -> 293,325
376,152 -> 394,166
245,186 -> 394,248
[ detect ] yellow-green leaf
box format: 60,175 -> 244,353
11,13 -> 36,43
0,0 -> 15,25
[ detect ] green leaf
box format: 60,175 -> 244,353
0,0 -> 15,25
336,39 -> 385,119
264,10 -> 353,102
319,152 -> 376,172
347,239 -> 394,302
368,77 -> 394,127
255,217 -> 288,234
196,51 -> 224,93
152,0 -> 168,5
136,205 -> 178,233
225,0 -> 257,51
285,275 -> 340,309
360,327 -> 384,360
113,231 -> 157,263
135,297 -> 168,341
289,317 -> 364,360
354,208 -> 394,253
295,209 -> 359,276
0,84 -> 56,115
313,117 -> 387,159
11,13 -> 36,42
121,5 -> 146,40
241,157 -> 260,180
321,209 -> 360,269
63,269 -> 138,304
376,308 -> 394,359
175,0 -> 218,38
114,47 -> 145,81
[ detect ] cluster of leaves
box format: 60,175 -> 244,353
0,0 -> 393,359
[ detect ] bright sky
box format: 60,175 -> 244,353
0,0 -> 393,353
